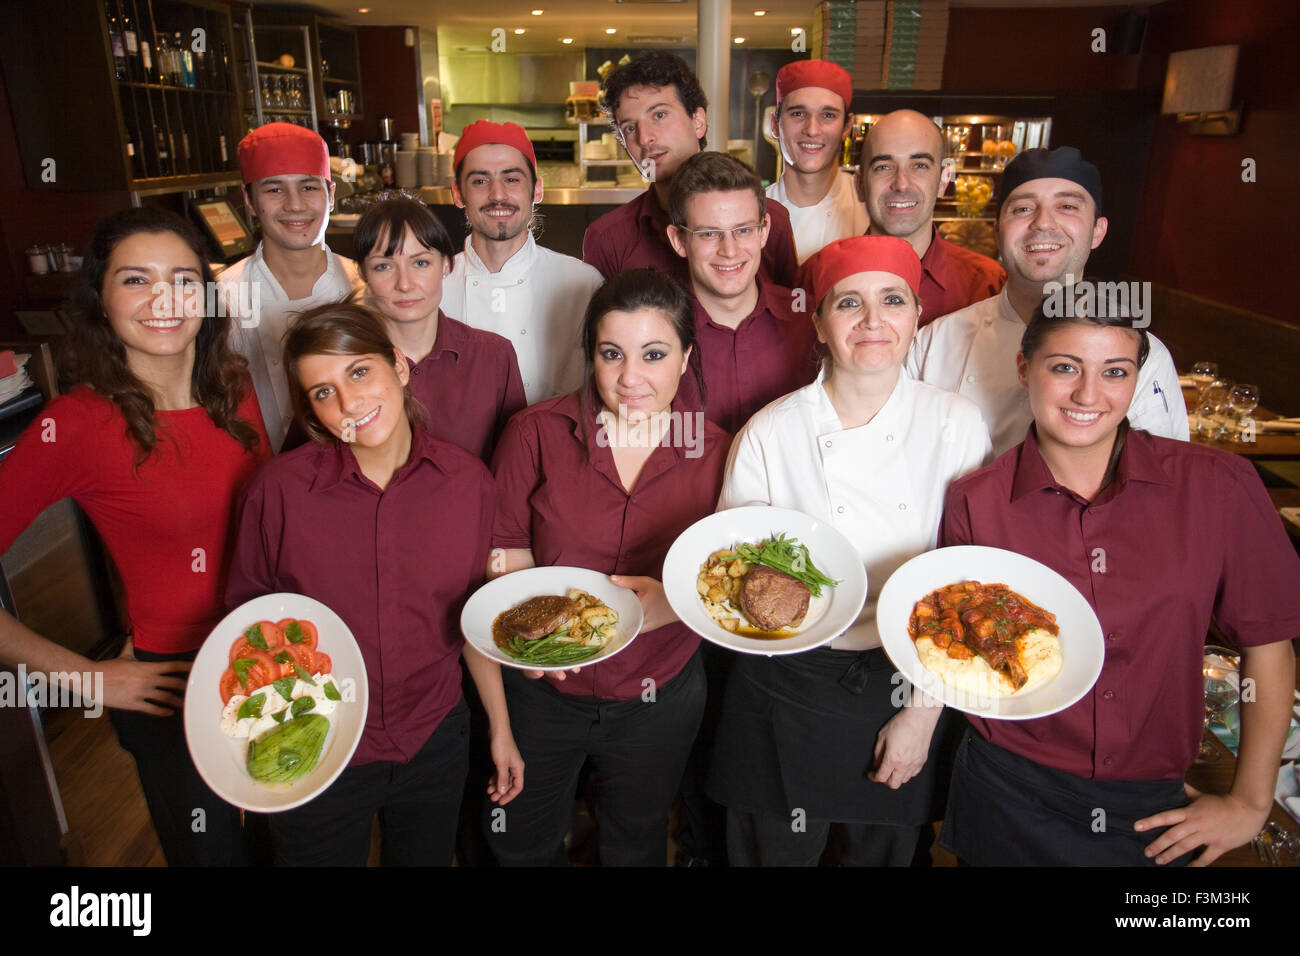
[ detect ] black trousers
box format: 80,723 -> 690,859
109,648 -> 247,867
726,808 -> 920,867
941,728 -> 1194,866
486,650 -> 706,867
267,698 -> 470,866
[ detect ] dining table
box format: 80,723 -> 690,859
1183,383 -> 1300,461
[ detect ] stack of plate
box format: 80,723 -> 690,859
0,351 -> 33,406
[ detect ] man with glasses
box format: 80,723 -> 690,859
584,52 -> 798,289
667,151 -> 818,435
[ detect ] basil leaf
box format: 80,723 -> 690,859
272,677 -> 296,702
284,620 -> 305,645
323,682 -> 341,701
273,650 -> 291,665
292,663 -> 316,685
232,657 -> 259,689
272,711 -> 286,723
244,624 -> 268,651
290,696 -> 316,717
237,694 -> 266,720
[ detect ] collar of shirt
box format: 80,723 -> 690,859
244,240 -> 354,302
918,226 -> 951,293
634,188 -> 672,236
409,310 -> 466,369
309,423 -> 449,493
1010,422 -> 1173,504
692,274 -> 794,332
806,360 -> 911,438
461,231 -> 539,284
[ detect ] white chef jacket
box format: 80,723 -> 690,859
218,242 -> 363,451
766,169 -> 870,265
907,287 -> 1189,458
720,365 -> 991,652
440,232 -> 602,405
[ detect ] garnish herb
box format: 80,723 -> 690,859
323,682 -> 341,701
244,624 -> 269,650
272,676 -> 296,701
284,620 -> 306,645
729,534 -> 838,597
232,657 -> 259,689
290,696 -> 316,717
292,663 -> 315,685
236,694 -> 266,720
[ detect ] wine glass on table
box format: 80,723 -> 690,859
1197,647 -> 1241,763
1190,360 -> 1219,390
1226,384 -> 1260,441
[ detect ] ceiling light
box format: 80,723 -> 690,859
561,37 -> 574,44
357,6 -> 369,12
605,28 -> 617,34
791,27 -> 803,35
531,8 -> 544,14
514,28 -> 526,35
733,37 -> 745,44
754,9 -> 767,15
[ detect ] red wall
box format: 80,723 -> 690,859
943,6 -> 1143,92
356,26 -> 421,144
1129,0 -> 1299,324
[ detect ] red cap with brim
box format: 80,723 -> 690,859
237,123 -> 330,185
453,120 -> 538,176
776,60 -> 854,111
800,235 -> 922,311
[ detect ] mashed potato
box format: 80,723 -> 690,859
915,628 -> 1062,698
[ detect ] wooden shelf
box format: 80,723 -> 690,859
255,61 -> 308,74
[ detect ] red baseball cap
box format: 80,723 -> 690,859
237,122 -> 330,185
776,60 -> 854,112
800,235 -> 922,311
453,121 -> 538,176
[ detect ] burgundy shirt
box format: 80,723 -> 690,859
583,187 -> 799,289
916,228 -> 1006,328
491,389 -> 731,700
404,311 -> 526,463
226,426 -> 495,765
678,277 -> 820,435
940,425 -> 1300,781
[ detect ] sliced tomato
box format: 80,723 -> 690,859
312,651 -> 333,676
279,643 -> 319,677
256,620 -> 286,649
277,618 -> 318,650
230,648 -> 280,693
229,621 -> 285,662
219,669 -> 243,704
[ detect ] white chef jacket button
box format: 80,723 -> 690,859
885,434 -> 894,442
824,439 -> 832,448
520,329 -> 527,335
966,375 -> 976,384
525,382 -> 531,389
836,505 -> 845,514
898,503 -> 907,511
517,278 -> 524,285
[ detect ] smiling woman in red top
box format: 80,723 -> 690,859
486,268 -> 731,866
354,198 -> 525,463
939,304 -> 1300,866
0,208 -> 269,866
225,303 -> 523,866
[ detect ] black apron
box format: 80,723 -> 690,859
941,728 -> 1194,866
707,647 -> 949,824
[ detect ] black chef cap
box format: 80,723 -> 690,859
998,146 -> 1103,217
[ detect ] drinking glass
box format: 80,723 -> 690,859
1189,360 -> 1218,390
1226,384 -> 1260,441
1197,648 -> 1240,763
260,75 -> 273,109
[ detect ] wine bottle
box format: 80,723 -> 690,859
176,32 -> 195,89
140,36 -> 154,83
155,124 -> 172,176
122,10 -> 139,82
106,4 -> 126,81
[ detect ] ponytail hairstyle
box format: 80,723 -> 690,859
63,206 -> 260,466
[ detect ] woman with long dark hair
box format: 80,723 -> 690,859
0,207 -> 269,865
484,268 -> 731,866
225,302 -> 523,866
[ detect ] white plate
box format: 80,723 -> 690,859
183,593 -> 369,813
460,567 -> 644,671
662,506 -> 868,656
876,546 -> 1104,719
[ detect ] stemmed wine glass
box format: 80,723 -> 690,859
1226,384 -> 1260,441
1197,647 -> 1241,763
1190,360 -> 1219,389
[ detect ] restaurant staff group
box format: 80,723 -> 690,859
0,52 -> 1295,869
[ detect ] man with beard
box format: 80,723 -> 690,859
857,110 -> 1005,327
583,51 -> 798,288
441,121 -> 602,404
220,123 -> 363,451
909,146 -> 1188,457
765,60 -> 868,264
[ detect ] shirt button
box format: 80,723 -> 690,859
1103,689 -> 1115,700
966,375 -> 976,384
898,503 -> 907,511
1106,632 -> 1116,642
272,359 -> 280,367
520,329 -> 527,335
1103,756 -> 1114,766
472,280 -> 480,287
824,439 -> 833,448
836,505 -> 845,514
885,434 -> 894,442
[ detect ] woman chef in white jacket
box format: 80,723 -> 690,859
707,235 -> 991,866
